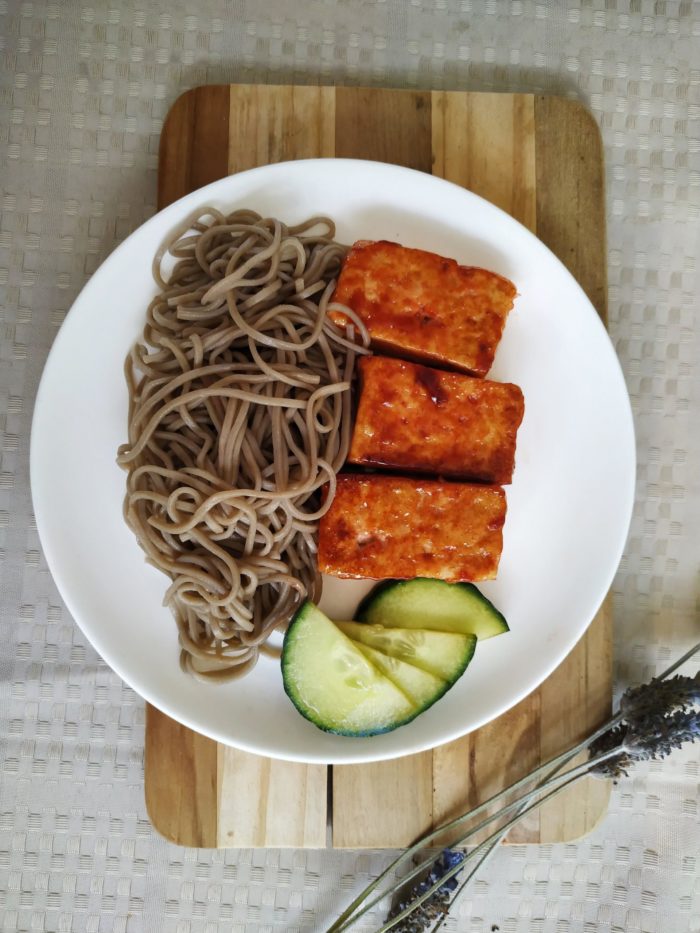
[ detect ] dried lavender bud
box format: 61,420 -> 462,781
590,673 -> 700,778
626,709 -> 700,761
388,849 -> 466,932
389,889 -> 451,933
621,674 -> 700,719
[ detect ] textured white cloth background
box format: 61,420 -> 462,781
0,1 -> 699,931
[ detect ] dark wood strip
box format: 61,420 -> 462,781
533,96 -> 612,839
158,88 -> 196,209
534,96 -> 607,324
335,86 -> 432,171
190,85 -> 232,193
158,85 -> 231,208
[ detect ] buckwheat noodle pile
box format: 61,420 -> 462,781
117,208 -> 369,681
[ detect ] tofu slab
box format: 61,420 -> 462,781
349,356 -> 525,484
318,474 -> 506,582
331,240 -> 517,376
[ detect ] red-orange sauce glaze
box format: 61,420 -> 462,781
318,474 -> 506,582
349,356 -> 525,484
331,240 -> 517,377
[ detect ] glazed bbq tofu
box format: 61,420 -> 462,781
349,356 -> 525,484
318,474 -> 506,582
331,240 -> 517,376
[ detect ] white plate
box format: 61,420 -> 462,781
30,159 -> 635,764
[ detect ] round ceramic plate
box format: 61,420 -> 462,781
30,159 -> 635,764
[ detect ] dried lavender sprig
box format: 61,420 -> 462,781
324,716 -> 617,933
428,747 -> 581,933
429,753 -> 572,933
327,641 -> 700,933
591,705 -> 700,777
428,859 -> 482,933
375,749 -> 626,933
429,725 -> 669,933
327,715 -> 630,933
385,647 -> 700,932
392,664 -> 700,931
402,839 -> 507,933
386,849 -> 466,933
440,688 -> 651,933
333,747 -> 623,932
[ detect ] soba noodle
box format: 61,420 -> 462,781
117,208 -> 369,681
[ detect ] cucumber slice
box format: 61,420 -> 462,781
336,620 -> 476,682
357,578 -> 509,640
352,642 -> 448,707
281,602 -> 416,736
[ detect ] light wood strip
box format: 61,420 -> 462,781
147,85 -> 232,848
430,92 -> 541,843
431,91 -> 536,231
217,747 -> 327,847
228,84 -> 335,170
331,88 -> 435,849
149,84 -> 330,849
431,692 -> 542,845
331,754 -> 435,849
144,705 -> 218,846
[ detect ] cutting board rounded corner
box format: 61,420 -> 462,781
144,702 -> 219,848
537,94 -> 605,161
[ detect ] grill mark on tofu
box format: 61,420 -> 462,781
331,240 -> 517,376
349,356 -> 524,484
318,474 -> 506,582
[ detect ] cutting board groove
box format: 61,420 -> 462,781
145,84 -> 611,849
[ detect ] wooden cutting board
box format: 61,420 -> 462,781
145,85 -> 612,849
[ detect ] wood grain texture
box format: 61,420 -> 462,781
146,84 -> 612,849
331,90 -> 541,849
217,747 -> 327,847
330,87 -> 434,848
158,85 -> 231,208
144,704 -> 218,847
228,85 -> 335,169
332,752 -> 435,849
431,92 -> 537,231
538,600 -> 612,842
532,95 -> 611,841
335,87 -> 432,170
534,95 -> 607,322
